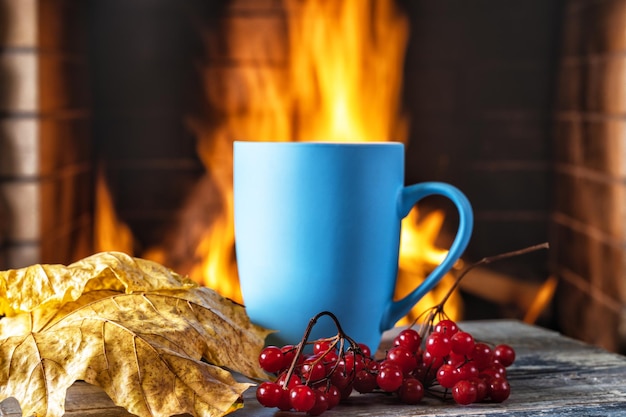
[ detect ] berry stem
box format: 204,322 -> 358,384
282,311 -> 346,387
419,241 -> 550,338
439,241 -> 549,309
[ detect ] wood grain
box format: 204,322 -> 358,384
2,320 -> 626,416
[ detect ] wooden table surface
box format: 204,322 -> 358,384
2,320 -> 626,416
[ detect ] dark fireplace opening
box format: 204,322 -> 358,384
2,0 -> 626,353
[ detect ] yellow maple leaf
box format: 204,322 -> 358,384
0,253 -> 272,417
0,252 -> 196,318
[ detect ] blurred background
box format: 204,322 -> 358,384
1,0 -> 625,353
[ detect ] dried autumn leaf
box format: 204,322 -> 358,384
0,252 -> 196,317
0,254 -> 272,417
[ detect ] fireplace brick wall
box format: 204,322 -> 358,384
0,0 -> 92,269
552,0 -> 626,352
399,0 -> 563,322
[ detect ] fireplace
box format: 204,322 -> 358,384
2,0 -> 626,352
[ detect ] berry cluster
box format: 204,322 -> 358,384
420,319 -> 514,404
256,338 -> 371,415
255,313 -> 515,415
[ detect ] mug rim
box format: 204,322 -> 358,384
234,140 -> 403,147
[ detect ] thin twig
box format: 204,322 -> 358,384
283,311 -> 342,387
438,242 -> 549,309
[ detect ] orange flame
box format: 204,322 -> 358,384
285,0 -> 409,142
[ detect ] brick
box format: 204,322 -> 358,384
553,170 -> 625,240
1,0 -> 37,48
586,55 -> 626,114
38,0 -> 87,52
40,169 -> 91,237
228,0 -> 284,13
39,55 -> 90,111
39,117 -> 92,176
555,60 -> 584,112
0,181 -> 40,240
465,63 -> 553,113
211,15 -> 287,63
560,5 -> 584,56
556,55 -> 626,114
472,117 -> 549,161
0,52 -> 37,112
553,118 -> 626,177
575,0 -> 626,55
107,167 -> 205,215
405,0 -> 561,63
556,277 -> 623,351
94,115 -> 202,160
0,118 -> 39,177
468,217 -> 549,279
465,168 -> 550,212
404,66 -> 458,114
40,210 -> 93,264
201,65 -> 289,113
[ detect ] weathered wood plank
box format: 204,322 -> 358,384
2,320 -> 626,416
230,320 -> 626,417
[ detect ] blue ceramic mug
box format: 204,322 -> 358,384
234,141 -> 473,351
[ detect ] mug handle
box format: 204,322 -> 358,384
379,182 -> 474,332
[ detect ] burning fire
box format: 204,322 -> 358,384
95,0 -> 462,323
